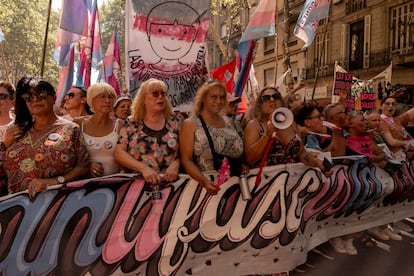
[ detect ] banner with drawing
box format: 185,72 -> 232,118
125,0 -> 210,109
1,157 -> 413,275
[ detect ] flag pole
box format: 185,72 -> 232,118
311,0 -> 333,102
40,0 -> 53,78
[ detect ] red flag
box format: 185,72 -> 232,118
211,60 -> 248,114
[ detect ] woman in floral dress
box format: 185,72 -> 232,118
114,78 -> 180,185
5,76 -> 90,195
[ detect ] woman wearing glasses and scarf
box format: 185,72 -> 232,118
115,78 -> 180,185
4,76 -> 90,194
244,87 -> 327,171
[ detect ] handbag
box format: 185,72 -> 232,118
198,115 -> 243,176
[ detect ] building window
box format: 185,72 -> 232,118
264,36 -> 275,55
390,2 -> 414,54
346,0 -> 366,14
264,67 -> 275,87
349,20 -> 364,70
315,32 -> 330,68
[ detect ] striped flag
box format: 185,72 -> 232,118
104,28 -> 122,95
55,0 -> 90,66
294,0 -> 331,49
76,0 -> 103,88
56,45 -> 75,107
235,0 -> 276,97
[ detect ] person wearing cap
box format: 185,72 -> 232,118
114,95 -> 132,120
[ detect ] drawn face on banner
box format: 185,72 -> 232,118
146,2 -> 200,74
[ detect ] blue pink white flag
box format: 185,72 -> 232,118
125,0 -> 210,109
56,0 -> 90,66
76,0 -> 103,88
294,0 -> 330,49
235,0 -> 276,97
56,45 -> 75,107
104,29 -> 122,95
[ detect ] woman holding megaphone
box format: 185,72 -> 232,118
244,87 -> 330,175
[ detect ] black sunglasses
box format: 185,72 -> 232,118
21,91 -> 50,103
65,92 -> 84,99
261,93 -> 281,102
0,94 -> 10,100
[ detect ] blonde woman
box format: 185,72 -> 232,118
114,78 -> 180,185
180,80 -> 243,195
75,83 -> 121,177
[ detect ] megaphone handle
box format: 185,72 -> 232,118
255,135 -> 275,186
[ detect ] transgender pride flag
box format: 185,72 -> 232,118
104,28 -> 122,95
294,0 -> 330,49
235,0 -> 276,97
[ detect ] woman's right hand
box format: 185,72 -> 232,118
90,162 -> 104,177
3,125 -> 23,148
200,178 -> 220,195
142,166 -> 161,185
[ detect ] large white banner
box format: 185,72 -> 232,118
125,0 -> 210,109
1,157 -> 414,275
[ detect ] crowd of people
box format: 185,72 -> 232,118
0,75 -> 413,272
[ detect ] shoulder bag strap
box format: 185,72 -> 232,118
198,114 -> 220,170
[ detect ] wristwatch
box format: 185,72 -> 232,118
57,176 -> 66,184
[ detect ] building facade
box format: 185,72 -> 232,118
209,0 -> 414,105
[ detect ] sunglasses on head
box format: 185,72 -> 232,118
0,94 -> 10,100
151,90 -> 167,98
261,93 -> 281,102
21,90 -> 50,103
65,92 -> 84,99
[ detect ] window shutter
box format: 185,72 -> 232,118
363,15 -> 371,68
341,24 -> 349,62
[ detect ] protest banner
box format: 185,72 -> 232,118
1,157 -> 413,275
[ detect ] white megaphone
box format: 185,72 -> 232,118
271,107 -> 294,129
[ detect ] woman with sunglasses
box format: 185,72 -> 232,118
115,78 -> 180,185
4,76 -> 90,195
244,87 -> 327,171
74,83 -> 121,177
179,80 -> 244,195
62,86 -> 93,120
379,96 -> 414,161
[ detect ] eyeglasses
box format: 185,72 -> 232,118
336,110 -> 347,115
151,90 -> 167,98
21,91 -> 50,103
0,94 -> 10,100
65,92 -> 84,99
261,93 -> 281,102
307,114 -> 322,120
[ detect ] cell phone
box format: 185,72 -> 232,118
322,158 -> 333,172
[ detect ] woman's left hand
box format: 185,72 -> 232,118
162,160 -> 179,183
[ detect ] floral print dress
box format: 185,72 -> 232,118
117,118 -> 180,173
5,118 -> 90,193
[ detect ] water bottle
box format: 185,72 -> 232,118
239,175 -> 252,201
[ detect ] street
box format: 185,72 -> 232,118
292,219 -> 414,276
